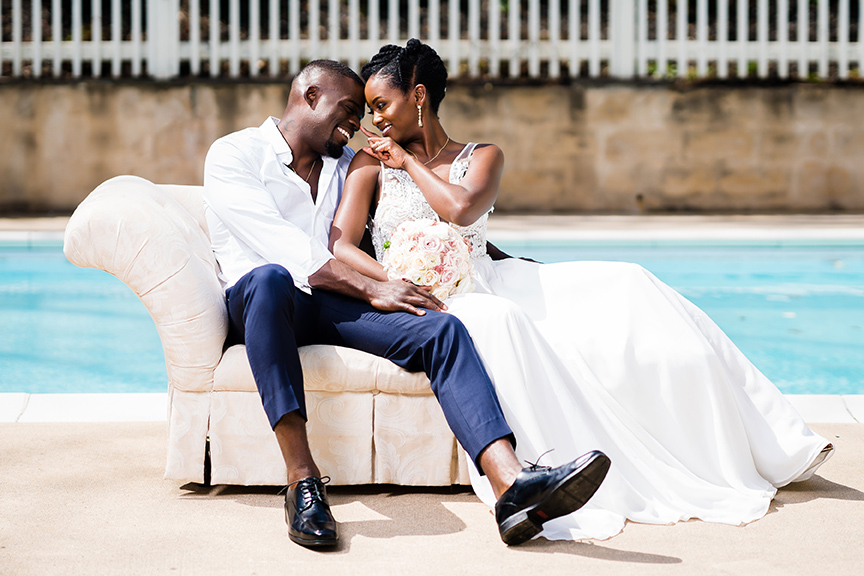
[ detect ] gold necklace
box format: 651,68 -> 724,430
285,158 -> 317,182
422,137 -> 450,166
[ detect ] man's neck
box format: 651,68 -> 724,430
277,117 -> 321,202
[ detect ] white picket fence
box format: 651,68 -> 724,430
1,0 -> 863,80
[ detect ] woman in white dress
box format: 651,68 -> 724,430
329,39 -> 834,541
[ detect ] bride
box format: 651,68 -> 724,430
329,39 -> 834,541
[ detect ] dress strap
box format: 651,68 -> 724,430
450,143 -> 479,185
454,142 -> 479,164
378,160 -> 388,195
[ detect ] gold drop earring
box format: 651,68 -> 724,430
417,105 -> 423,127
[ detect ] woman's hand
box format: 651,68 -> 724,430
361,126 -> 414,169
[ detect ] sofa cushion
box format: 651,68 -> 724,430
214,344 -> 433,395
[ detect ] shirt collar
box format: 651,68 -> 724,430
261,117 -> 293,164
261,115 -> 341,173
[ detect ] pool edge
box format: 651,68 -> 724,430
1,392 -> 861,424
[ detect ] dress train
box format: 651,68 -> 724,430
445,259 -> 827,540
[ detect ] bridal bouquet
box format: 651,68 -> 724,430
382,218 -> 474,301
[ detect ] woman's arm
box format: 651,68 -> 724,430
330,151 -> 390,282
485,241 -> 540,263
327,152 -> 448,314
486,241 -> 513,261
402,144 -> 504,226
362,128 -> 505,227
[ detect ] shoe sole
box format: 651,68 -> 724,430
288,532 -> 339,548
499,451 -> 611,546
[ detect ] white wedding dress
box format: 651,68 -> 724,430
369,143 -> 831,541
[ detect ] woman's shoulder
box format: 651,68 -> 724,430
463,142 -> 504,166
472,142 -> 501,152
347,147 -> 381,172
468,142 -> 503,158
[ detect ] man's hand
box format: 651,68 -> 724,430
368,279 -> 448,316
309,259 -> 447,316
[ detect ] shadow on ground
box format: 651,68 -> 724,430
178,483 -> 483,553
516,538 -> 682,563
177,482 -> 683,562
768,473 -> 864,516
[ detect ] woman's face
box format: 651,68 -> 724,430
364,73 -> 417,143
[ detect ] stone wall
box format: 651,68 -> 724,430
2,80 -> 863,213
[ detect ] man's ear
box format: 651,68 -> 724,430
304,85 -> 320,109
413,84 -> 427,107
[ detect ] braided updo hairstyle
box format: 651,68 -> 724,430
361,39 -> 448,114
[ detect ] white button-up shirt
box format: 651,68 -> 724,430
203,117 -> 355,292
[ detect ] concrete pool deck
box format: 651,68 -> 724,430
2,421 -> 863,576
3,214 -> 864,574
3,392 -> 864,425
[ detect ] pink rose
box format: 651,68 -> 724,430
421,234 -> 443,254
438,267 -> 459,287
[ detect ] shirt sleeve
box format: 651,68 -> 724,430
203,138 -> 334,289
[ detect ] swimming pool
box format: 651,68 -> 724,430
1,240 -> 166,394
1,238 -> 862,395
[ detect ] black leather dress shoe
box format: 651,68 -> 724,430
284,476 -> 338,548
495,450 -> 611,546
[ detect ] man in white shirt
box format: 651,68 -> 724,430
203,60 -> 609,549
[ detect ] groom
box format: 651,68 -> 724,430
202,59 -> 609,548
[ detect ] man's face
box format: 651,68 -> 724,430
313,76 -> 365,158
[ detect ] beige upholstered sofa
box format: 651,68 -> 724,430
63,175 -> 471,486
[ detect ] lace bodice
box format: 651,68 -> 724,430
370,143 -> 491,262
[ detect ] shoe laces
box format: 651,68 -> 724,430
286,476 -> 331,512
523,449 -> 555,472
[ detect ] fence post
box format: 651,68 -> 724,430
147,0 -> 180,79
609,0 -> 636,77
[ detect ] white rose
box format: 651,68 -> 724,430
453,275 -> 475,295
427,222 -> 452,240
388,247 -> 407,269
422,252 -> 441,269
421,269 -> 440,287
404,267 -> 424,285
408,253 -> 426,273
431,285 -> 452,301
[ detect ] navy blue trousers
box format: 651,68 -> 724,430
225,264 -> 514,468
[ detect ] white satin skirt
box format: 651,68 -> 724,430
443,257 -> 829,541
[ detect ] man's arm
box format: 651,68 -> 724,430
486,241 -> 512,261
309,259 -> 447,315
204,139 -> 445,314
486,241 -> 540,263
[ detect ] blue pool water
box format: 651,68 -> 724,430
1,239 -> 862,395
1,241 -> 166,393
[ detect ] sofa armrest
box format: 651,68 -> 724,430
63,175 -> 226,393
